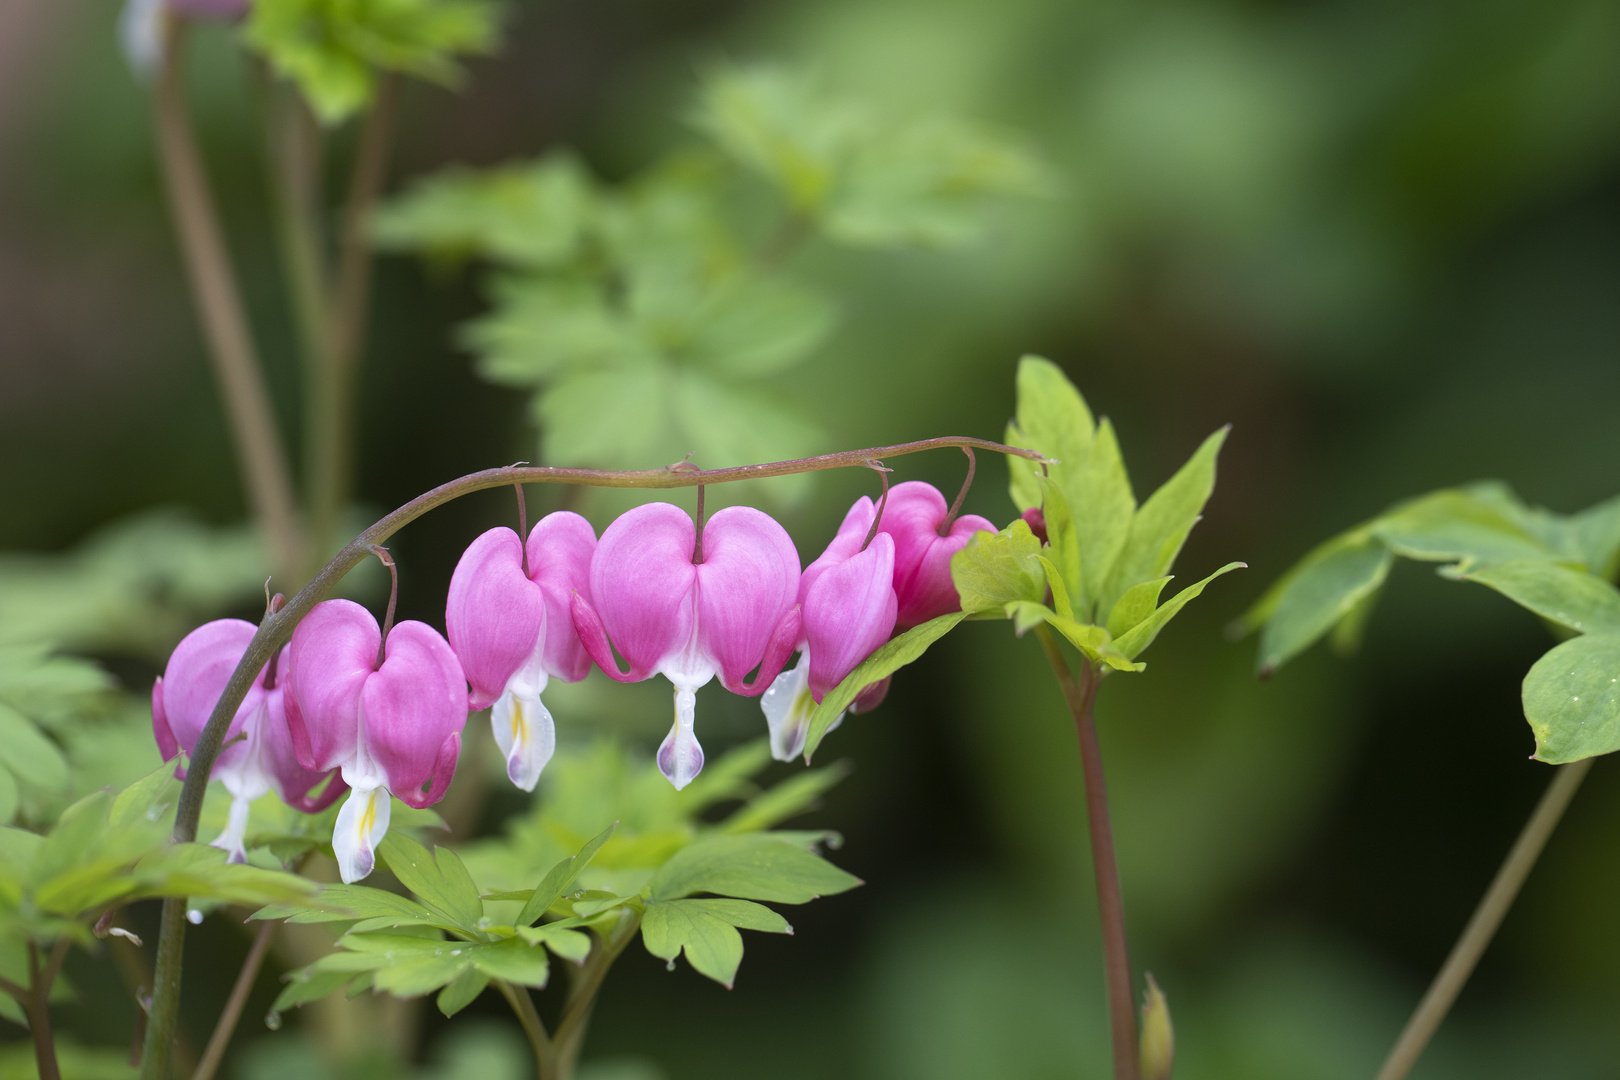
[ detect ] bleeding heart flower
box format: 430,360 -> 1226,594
570,502 -> 801,790
875,481 -> 997,628
761,507 -> 898,761
285,600 -> 467,883
152,619 -> 344,863
446,512 -> 596,791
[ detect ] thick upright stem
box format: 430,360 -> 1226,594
154,15 -> 304,582
1374,758 -> 1592,1080
494,978 -> 552,1078
550,910 -> 642,1079
1035,626 -> 1137,1080
25,939 -> 68,1080
140,436 -> 1043,1080
191,920 -> 277,1080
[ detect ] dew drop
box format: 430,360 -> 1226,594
451,949 -> 463,956
264,1011 -> 282,1031
665,960 -> 676,972
186,909 -> 203,925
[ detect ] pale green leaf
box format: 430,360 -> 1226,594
1106,576 -> 1173,639
1459,560 -> 1620,636
1114,562 -> 1246,660
671,371 -> 822,507
537,359 -> 676,470
718,762 -> 851,835
469,939 -> 551,988
951,520 -> 1045,615
648,833 -> 860,904
641,897 -> 790,988
0,702 -> 67,793
688,276 -> 836,377
436,967 -> 490,1017
464,279 -> 651,387
272,968 -> 355,1013
803,612 -> 967,760
1006,355 -> 1094,514
378,834 -> 482,928
0,770 -> 16,827
1254,539 -> 1393,676
1372,491 -> 1555,568
1571,494 -> 1620,580
1524,633 -> 1620,763
1101,427 -> 1228,616
515,821 -> 617,927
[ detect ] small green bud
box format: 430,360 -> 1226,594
1139,972 -> 1174,1080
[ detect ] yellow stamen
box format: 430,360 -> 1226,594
511,700 -> 525,746
358,789 -> 379,837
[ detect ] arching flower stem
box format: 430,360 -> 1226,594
139,435 -> 1043,1080
941,446 -> 977,535
368,545 -> 398,671
859,461 -> 892,552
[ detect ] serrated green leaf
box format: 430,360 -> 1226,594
1106,576 -> 1173,639
951,520 -> 1045,615
671,372 -> 821,507
519,921 -> 593,963
469,938 -> 551,988
1101,427 -> 1228,616
373,953 -> 473,997
436,966 -> 490,1017
1524,633 -> 1620,763
1254,539 -> 1393,676
648,833 -> 859,904
108,763 -> 179,830
1113,562 -> 1246,661
537,359 -> 677,471
803,612 -> 967,760
1459,561 -> 1620,636
641,897 -> 791,988
515,821 -> 617,928
256,882 -> 437,927
379,834 -> 482,928
465,279 -> 650,388
0,702 -> 67,793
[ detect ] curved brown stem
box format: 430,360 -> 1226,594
1035,626 -> 1137,1080
27,939 -> 69,1080
140,435 -> 1043,1080
191,920 -> 277,1080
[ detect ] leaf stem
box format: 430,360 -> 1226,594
140,435 -> 1042,1080
1373,758 -> 1592,1080
191,920 -> 277,1080
1034,625 -> 1137,1080
154,13 -> 304,582
26,939 -> 69,1080
549,910 -> 643,1079
494,978 -> 552,1078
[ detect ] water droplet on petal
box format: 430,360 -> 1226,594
264,1010 -> 282,1031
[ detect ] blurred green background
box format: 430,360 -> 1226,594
2,0 -> 1619,1076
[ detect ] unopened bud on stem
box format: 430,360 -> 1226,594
1140,972 -> 1174,1080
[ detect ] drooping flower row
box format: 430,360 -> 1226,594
152,482 -> 994,881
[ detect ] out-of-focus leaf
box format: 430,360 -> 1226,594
467,938 -> 551,988
371,155 -> 596,268
718,762 -> 852,835
952,520 -> 1046,615
465,279 -> 651,388
1524,633 -> 1620,763
1253,538 -> 1393,676
0,702 -> 68,795
687,277 -> 836,377
692,65 -> 865,213
130,844 -> 319,908
1101,427 -> 1229,617
436,967 -> 490,1017
1113,562 -> 1246,660
825,117 -> 1050,248
1570,494 -> 1620,581
671,372 -> 822,506
641,897 -> 791,988
248,0 -> 500,124
272,968 -> 356,1014
647,833 -> 860,904
1457,560 -> 1620,635
255,882 -> 441,929
0,772 -> 16,830
536,360 -> 675,469
803,612 -> 968,760
1371,490 -> 1555,567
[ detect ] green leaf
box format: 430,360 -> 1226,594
130,844 -> 319,909
648,833 -> 860,904
468,938 -> 551,988
1106,576 -> 1173,639
518,921 -> 593,963
108,764 -> 180,830
436,967 -> 490,1017
687,277 -> 836,377
1254,539 -> 1393,676
1523,633 -> 1620,763
1371,491 -> 1555,568
1101,427 -> 1228,616
1570,494 -> 1620,580
0,702 -> 68,793
247,0 -> 500,125
272,968 -> 355,1014
1113,562 -> 1246,661
1458,561 -> 1620,636
515,821 -> 617,927
641,897 -> 791,988
802,612 -> 967,760
670,372 -> 823,506
718,762 -> 852,835
0,770 -> 16,828
951,520 -> 1045,615
537,359 -> 676,470
378,834 -> 483,928
371,154 -> 596,269
256,883 -> 439,928
1006,356 -> 1094,514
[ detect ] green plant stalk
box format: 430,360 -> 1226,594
154,13 -> 305,583
549,910 -> 644,1079
1374,758 -> 1593,1080
191,920 -> 277,1080
495,978 -> 553,1076
23,938 -> 70,1080
138,436 -> 1041,1079
1035,625 -> 1138,1080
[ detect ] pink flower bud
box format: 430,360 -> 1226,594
446,513 -> 595,791
152,619 -> 344,863
877,481 -> 997,629
571,503 -> 800,789
286,600 -> 467,882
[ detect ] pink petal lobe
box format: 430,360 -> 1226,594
696,506 -> 801,689
589,503 -> 697,679
897,512 -> 996,628
362,621 -> 468,806
805,533 -> 898,702
725,604 -> 803,697
261,677 -> 347,813
526,511 -> 598,683
286,600 -> 381,773
156,618 -> 266,774
152,677 -> 179,762
799,497 -> 875,605
571,592 -> 636,681
447,527 -> 543,711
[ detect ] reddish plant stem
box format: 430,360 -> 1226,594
1035,626 -> 1137,1080
26,938 -> 70,1080
941,447 -> 976,533
154,14 -> 304,581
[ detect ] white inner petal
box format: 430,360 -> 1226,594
492,668 -> 555,793
761,651 -> 819,762
332,782 -> 391,884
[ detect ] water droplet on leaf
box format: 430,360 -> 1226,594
186,909 -> 203,925
264,1011 -> 282,1031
